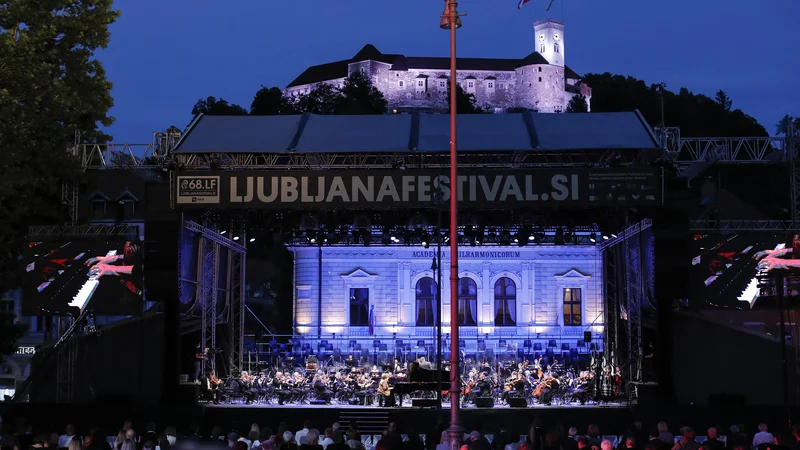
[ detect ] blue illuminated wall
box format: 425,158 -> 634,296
290,245 -> 604,353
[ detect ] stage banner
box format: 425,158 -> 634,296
173,168 -> 663,209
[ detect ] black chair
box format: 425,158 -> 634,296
534,342 -> 543,351
523,339 -> 532,349
577,340 -> 586,352
548,339 -> 557,349
561,343 -> 570,352
373,340 -> 381,349
477,339 -> 486,351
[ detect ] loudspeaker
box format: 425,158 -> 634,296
507,397 -> 527,408
474,397 -> 494,408
584,331 -> 592,343
411,398 -> 439,407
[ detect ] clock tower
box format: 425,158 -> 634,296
534,19 -> 564,67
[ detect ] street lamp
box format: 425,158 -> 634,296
441,1 -> 463,448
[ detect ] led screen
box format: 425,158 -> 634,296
692,233 -> 800,310
24,240 -> 144,316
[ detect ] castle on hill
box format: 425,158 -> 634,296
284,20 -> 591,113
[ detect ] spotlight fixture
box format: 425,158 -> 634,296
233,236 -> 240,241
589,233 -> 596,243
220,230 -> 227,235
602,235 -> 609,240
249,237 -> 256,243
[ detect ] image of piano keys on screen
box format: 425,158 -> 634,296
23,240 -> 144,316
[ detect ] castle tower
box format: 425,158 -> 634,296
534,19 -> 564,67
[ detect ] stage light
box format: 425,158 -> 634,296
249,238 -> 256,243
590,233 -> 596,243
611,233 -> 618,238
602,235 -> 609,240
220,230 -> 227,235
233,236 -> 240,241
528,235 -> 535,241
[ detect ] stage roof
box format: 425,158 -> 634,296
172,110 -> 659,154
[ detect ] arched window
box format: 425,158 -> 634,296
415,277 -> 436,326
563,287 -> 581,326
494,278 -> 516,326
457,278 -> 478,326
554,42 -> 560,53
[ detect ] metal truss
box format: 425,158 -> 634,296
55,317 -> 76,403
185,219 -> 246,377
185,220 -> 246,253
599,218 -> 652,250
69,130 -> 179,169
689,220 -> 800,232
27,224 -> 141,238
623,225 -> 645,400
603,244 -> 620,369
61,181 -> 78,225
228,224 -> 247,376
199,228 -> 219,377
670,136 -> 789,164
171,149 -> 653,170
788,128 -> 800,220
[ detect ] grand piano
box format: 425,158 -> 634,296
391,362 -> 450,406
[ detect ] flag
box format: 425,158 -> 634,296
368,306 -> 375,336
518,0 -> 556,10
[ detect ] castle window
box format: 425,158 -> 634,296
399,81 -> 404,87
439,81 -> 446,88
467,82 -> 473,88
540,44 -> 545,53
418,80 -> 424,87
563,288 -> 581,326
90,200 -> 107,219
415,277 -> 436,326
498,82 -> 505,89
539,77 -> 542,82
538,67 -> 542,72
487,82 -> 494,89
554,42 -> 559,53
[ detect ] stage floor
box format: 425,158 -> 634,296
206,401 -> 628,410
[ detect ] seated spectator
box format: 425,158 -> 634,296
753,425 -> 774,449
705,429 -> 724,450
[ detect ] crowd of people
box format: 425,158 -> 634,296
0,419 -> 797,450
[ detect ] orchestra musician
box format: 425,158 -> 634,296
207,370 -> 221,404
272,372 -> 289,405
377,373 -> 395,407
239,371 -> 257,405
500,371 -> 525,404
314,370 -> 332,404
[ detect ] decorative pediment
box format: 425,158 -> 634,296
87,191 -> 110,201
554,268 -> 591,280
340,268 -> 378,280
116,189 -> 139,202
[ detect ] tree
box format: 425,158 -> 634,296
336,71 -> 388,115
0,0 -> 118,355
294,84 -> 341,115
191,96 -> 248,116
776,114 -> 795,135
715,90 -> 732,112
582,72 -> 767,137
566,94 -> 589,113
446,85 -> 483,114
250,86 -> 296,115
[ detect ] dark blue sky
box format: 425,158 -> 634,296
102,0 -> 798,143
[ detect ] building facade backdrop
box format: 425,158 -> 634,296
290,245 -> 604,355
285,20 -> 591,114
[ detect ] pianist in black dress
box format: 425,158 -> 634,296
85,241 -> 143,311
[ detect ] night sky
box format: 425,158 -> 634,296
102,0 -> 799,143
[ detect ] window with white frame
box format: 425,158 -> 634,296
563,288 -> 581,326
457,278 -> 478,326
415,277 -> 436,326
399,81 -> 404,87
494,277 -> 516,326
487,81 -> 494,89
349,288 -> 370,326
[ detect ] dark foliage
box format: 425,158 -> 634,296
191,96 -> 248,116
250,86 -> 297,115
446,85 -> 483,114
582,73 -> 767,137
566,94 -> 589,113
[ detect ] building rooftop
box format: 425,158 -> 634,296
172,111 -> 660,154
287,44 -> 581,88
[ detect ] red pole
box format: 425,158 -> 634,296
447,1 -> 462,449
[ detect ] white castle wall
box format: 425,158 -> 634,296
290,245 -> 604,353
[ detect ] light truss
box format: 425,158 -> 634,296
623,226 -> 645,401
599,219 -> 652,250
27,225 -> 141,238
603,244 -> 620,369
184,221 -> 246,253
199,227 -> 219,377
689,220 -> 800,232
228,223 -> 247,376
